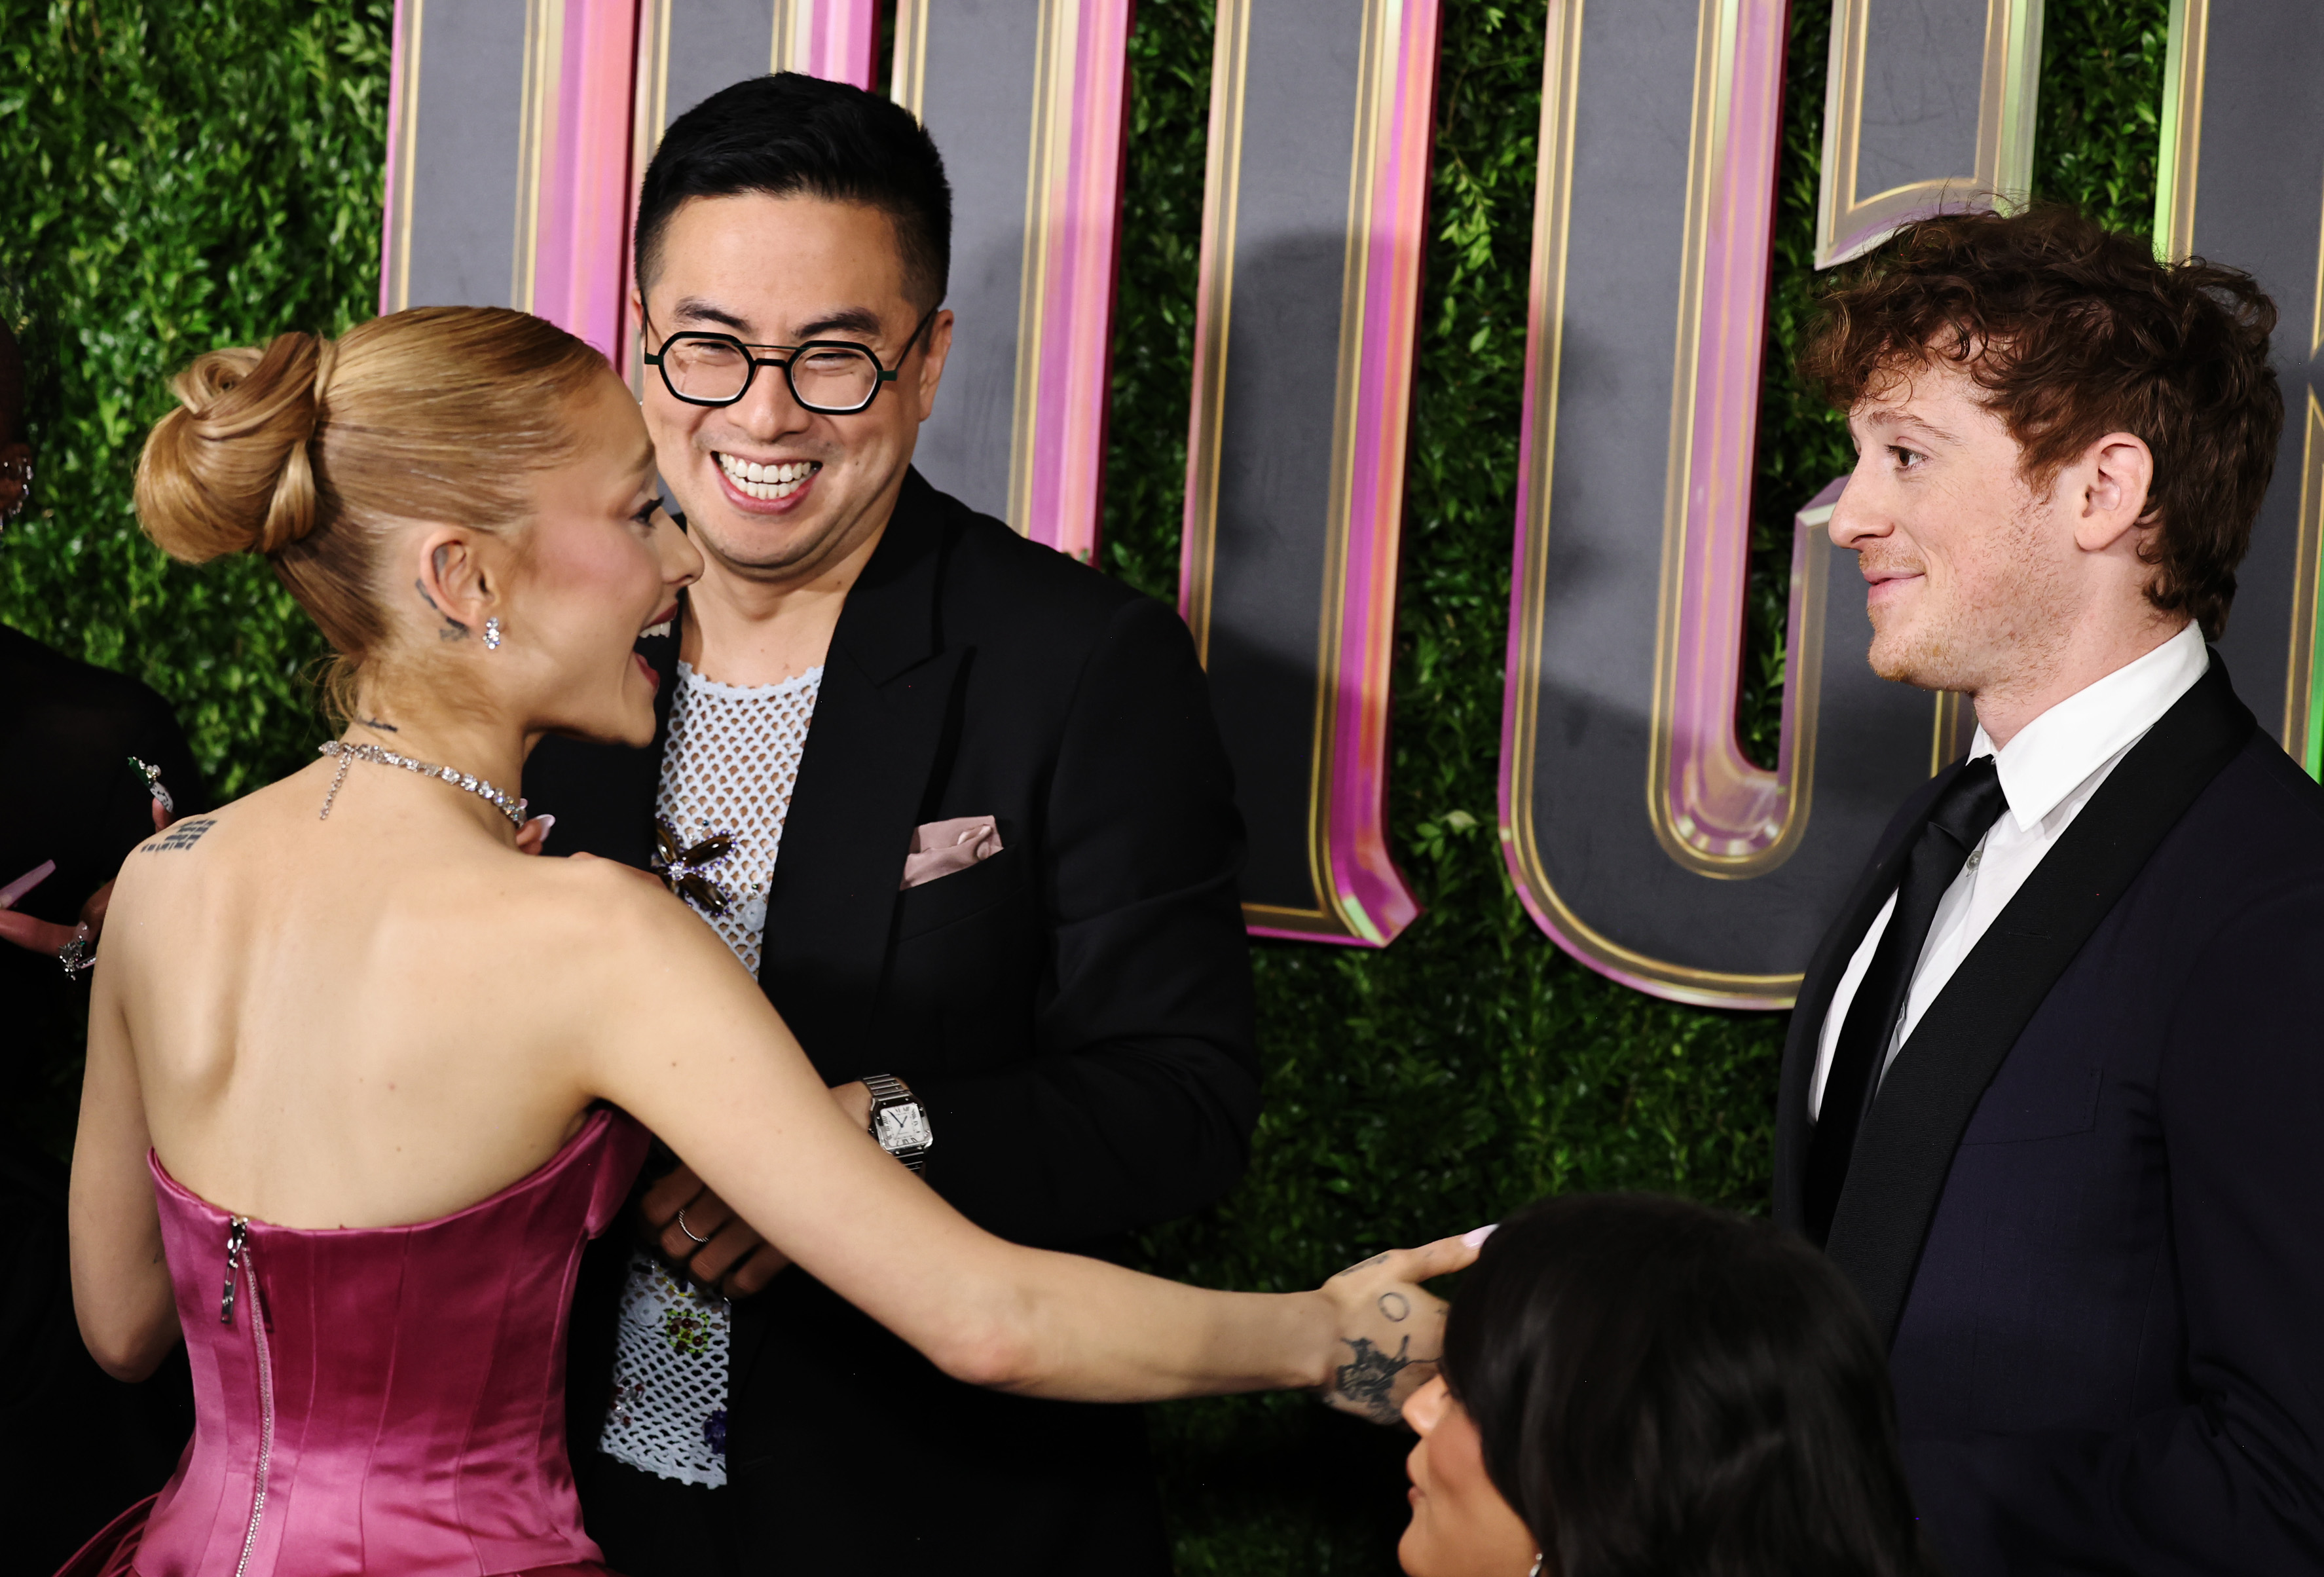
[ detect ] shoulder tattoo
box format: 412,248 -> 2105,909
145,817 -> 219,853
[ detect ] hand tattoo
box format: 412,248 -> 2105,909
144,817 -> 217,853
1335,1335 -> 1417,1425
1331,1252 -> 1389,1280
1377,1291 -> 1411,1322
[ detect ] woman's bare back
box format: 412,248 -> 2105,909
96,754 -> 624,1229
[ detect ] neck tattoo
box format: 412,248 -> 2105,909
316,739 -> 528,828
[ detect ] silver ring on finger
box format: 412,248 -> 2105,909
675,1208 -> 711,1246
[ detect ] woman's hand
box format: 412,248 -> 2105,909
1,796 -> 174,963
1318,1233 -> 1483,1425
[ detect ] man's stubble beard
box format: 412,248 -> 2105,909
686,509 -> 833,584
1865,490 -> 2070,698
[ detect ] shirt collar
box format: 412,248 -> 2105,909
1968,621 -> 2210,832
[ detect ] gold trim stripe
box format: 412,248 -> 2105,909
1177,0 -> 1252,665
386,0 -> 428,313
890,0 -> 931,117
1815,0 -> 2044,269
1297,0 -> 1395,938
512,0 -> 567,315
2289,392 -> 2324,768
772,0 -> 796,73
1006,0 -> 1071,538
2152,0 -> 2207,263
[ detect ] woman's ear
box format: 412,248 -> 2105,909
410,527 -> 492,644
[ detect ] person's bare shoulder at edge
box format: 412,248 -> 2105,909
107,766 -> 342,906
101,787 -> 263,949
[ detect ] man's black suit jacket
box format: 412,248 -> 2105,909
1774,657 -> 2324,1576
527,470 -> 1260,1573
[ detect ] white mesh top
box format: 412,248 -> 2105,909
597,661 -> 821,1487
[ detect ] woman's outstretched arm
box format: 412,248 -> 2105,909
553,860 -> 1467,1415
69,954 -> 179,1381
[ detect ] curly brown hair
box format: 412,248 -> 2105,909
1801,205 -> 2283,639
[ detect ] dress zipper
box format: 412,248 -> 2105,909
221,1217 -> 274,1577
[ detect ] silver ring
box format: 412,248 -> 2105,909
675,1208 -> 710,1246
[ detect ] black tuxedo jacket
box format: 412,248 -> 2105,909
1775,658 -> 2324,1575
528,471 -> 1259,1572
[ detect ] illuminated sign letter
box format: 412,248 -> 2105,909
2154,0 -> 2324,770
1498,0 -> 2036,1007
893,1 -> 1132,565
1181,0 -> 1439,946
382,0 -> 639,358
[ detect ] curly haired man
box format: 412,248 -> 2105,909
1776,206 -> 2324,1575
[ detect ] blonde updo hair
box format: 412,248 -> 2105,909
137,306 -> 612,711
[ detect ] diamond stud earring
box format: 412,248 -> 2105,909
484,616 -> 504,651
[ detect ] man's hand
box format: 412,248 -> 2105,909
639,1162 -> 794,1298
638,1081 -> 876,1299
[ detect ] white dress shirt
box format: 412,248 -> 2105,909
1809,622 -> 2210,1121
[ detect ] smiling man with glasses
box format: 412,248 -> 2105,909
525,73 -> 1259,1577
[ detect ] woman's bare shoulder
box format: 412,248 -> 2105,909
496,852 -> 742,981
120,765 -> 322,868
496,853 -> 775,1075
109,788 -> 263,907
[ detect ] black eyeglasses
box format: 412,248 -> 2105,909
640,305 -> 940,414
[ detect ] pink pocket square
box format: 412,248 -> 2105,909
900,816 -> 1004,890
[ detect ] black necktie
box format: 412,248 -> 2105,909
1803,755 -> 2009,1244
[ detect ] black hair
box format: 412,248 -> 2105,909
1442,1193 -> 1936,1577
633,72 -> 952,313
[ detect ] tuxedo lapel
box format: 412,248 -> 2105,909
1826,658 -> 2256,1341
1773,776 -> 1944,1232
757,473 -> 964,1073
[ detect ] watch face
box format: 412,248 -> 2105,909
876,1102 -> 932,1151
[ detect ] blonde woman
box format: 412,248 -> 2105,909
63,308 -> 1467,1576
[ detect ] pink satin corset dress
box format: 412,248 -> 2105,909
67,1106 -> 647,1577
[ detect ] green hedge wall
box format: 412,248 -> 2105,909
0,3 -> 2165,1572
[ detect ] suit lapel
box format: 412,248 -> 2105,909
757,473 -> 963,1073
1826,657 -> 2256,1341
1773,775 -> 1944,1232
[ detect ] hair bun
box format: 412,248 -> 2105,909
136,331 -> 338,563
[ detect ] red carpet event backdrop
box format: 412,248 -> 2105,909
0,1 -> 2257,1568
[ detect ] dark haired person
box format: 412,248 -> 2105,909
0,318 -> 204,1570
1401,1194 -> 1935,1577
1778,206 -> 2324,1574
523,73 -> 1259,1574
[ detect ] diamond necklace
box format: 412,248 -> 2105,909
316,740 -> 528,828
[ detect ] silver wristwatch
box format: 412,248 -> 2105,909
864,1073 -> 934,1172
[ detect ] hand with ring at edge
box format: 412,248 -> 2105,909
636,1161 -> 793,1299
635,1079 -> 879,1297
0,792 -> 176,971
